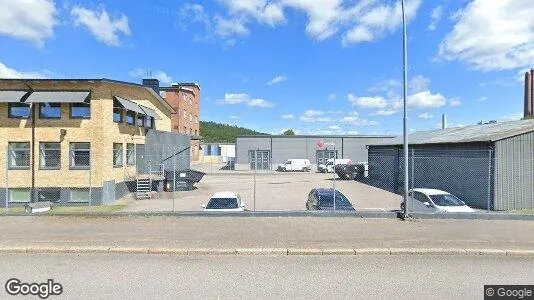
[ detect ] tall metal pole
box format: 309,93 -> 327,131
5,145 -> 9,211
402,0 -> 409,219
254,149 -> 257,212
173,147 -> 176,212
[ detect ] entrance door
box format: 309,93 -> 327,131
316,150 -> 338,165
249,150 -> 271,170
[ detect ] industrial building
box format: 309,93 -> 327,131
366,120 -> 534,211
0,78 -> 190,207
235,135 -> 394,171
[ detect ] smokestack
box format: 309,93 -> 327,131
526,70 -> 533,118
442,114 -> 447,129
531,69 -> 534,117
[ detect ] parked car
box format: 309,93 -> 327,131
202,191 -> 245,212
306,188 -> 356,211
400,188 -> 475,213
317,158 -> 352,173
277,159 -> 311,172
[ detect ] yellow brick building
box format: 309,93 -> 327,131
0,79 -> 188,206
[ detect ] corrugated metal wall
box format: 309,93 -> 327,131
236,136 -> 394,166
137,130 -> 190,174
367,143 -> 493,209
494,131 -> 534,210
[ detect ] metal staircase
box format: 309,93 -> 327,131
136,177 -> 151,200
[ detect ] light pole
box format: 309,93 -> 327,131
402,0 -> 409,219
253,148 -> 258,212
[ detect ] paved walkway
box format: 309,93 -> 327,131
1,216 -> 533,251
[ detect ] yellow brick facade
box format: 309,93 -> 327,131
0,80 -> 173,190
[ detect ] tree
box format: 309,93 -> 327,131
282,129 -> 295,135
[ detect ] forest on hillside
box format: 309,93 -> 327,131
199,121 -> 269,143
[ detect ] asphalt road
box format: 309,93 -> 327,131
1,254 -> 533,299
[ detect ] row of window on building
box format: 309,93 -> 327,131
182,109 -> 198,124
8,102 -> 90,119
7,142 -> 137,170
8,187 -> 92,204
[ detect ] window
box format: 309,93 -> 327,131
137,114 -> 145,127
39,142 -> 61,169
8,188 -> 30,203
113,107 -> 123,123
126,111 -> 135,125
189,98 -> 192,106
195,115 -> 198,124
8,103 -> 31,118
113,143 -> 123,167
70,188 -> 90,203
39,103 -> 62,119
126,143 -> 136,166
146,116 -> 153,129
189,113 -> 192,121
70,143 -> 90,169
8,142 -> 30,169
38,188 -> 60,202
183,126 -> 187,133
183,109 -> 186,119
194,130 -> 197,136
70,102 -> 90,119
189,128 -> 192,135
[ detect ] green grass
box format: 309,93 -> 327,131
0,203 -> 126,215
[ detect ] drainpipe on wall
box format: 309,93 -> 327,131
22,81 -> 36,203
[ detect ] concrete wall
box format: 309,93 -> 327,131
236,136 -> 394,170
494,131 -> 534,210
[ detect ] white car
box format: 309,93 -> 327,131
401,188 -> 475,213
317,158 -> 352,173
202,191 -> 245,212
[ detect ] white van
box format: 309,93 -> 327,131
277,159 -> 311,172
317,158 -> 352,173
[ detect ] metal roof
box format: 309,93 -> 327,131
0,90 -> 30,102
25,91 -> 90,103
236,135 -> 396,139
370,119 -> 534,146
114,96 -> 146,115
139,105 -> 162,120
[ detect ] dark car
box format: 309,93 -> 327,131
306,188 -> 355,211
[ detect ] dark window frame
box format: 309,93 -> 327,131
137,114 -> 145,127
126,110 -> 135,125
39,142 -> 61,170
69,142 -> 91,170
8,102 -> 31,119
69,102 -> 91,119
39,102 -> 62,119
113,143 -> 124,168
8,142 -> 31,170
126,143 -> 136,166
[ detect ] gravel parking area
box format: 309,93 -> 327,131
123,167 -> 401,212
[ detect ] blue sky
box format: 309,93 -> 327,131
0,0 -> 532,135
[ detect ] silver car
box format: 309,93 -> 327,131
401,188 -> 475,213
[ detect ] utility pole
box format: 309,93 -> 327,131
402,0 -> 410,219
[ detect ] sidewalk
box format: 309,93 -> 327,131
1,216 -> 534,255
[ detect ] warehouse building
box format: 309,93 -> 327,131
235,135 -> 394,171
0,78 -> 190,207
366,119 -> 534,211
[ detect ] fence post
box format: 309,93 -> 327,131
411,148 -> 414,190
487,149 -> 492,212
5,145 -> 9,211
89,148 -> 92,210
172,147 -> 176,212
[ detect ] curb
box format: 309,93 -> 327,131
1,247 -> 534,256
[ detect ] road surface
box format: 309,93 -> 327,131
1,254 -> 533,299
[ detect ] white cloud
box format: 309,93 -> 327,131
449,97 -> 462,106
341,116 -> 379,126
407,91 -> 447,109
181,0 -> 423,46
267,75 -> 287,85
217,93 -> 274,108
348,94 -> 388,109
229,115 -> 240,120
427,5 -> 443,31
329,125 -> 342,131
410,75 -> 430,93
0,61 -> 51,79
281,114 -> 294,120
71,6 -> 131,46
129,69 -> 173,85
374,109 -> 398,116
0,0 -> 57,47
299,110 -> 335,123
368,79 -> 401,93
477,96 -> 487,102
418,113 -> 434,119
328,93 -> 336,101
439,0 -> 534,71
